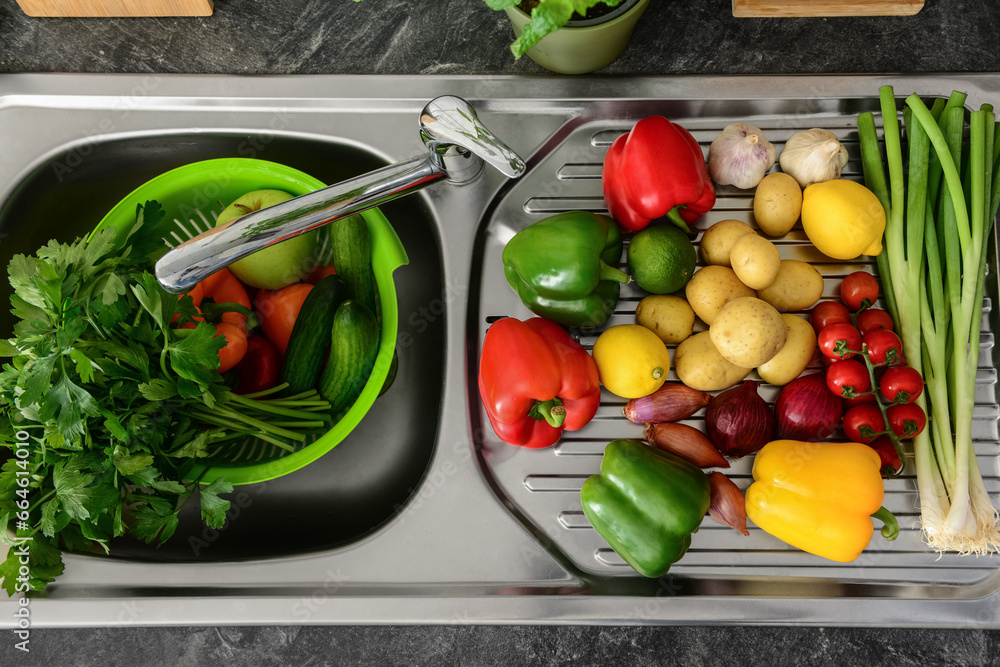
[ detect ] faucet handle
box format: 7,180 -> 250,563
419,96 -> 526,183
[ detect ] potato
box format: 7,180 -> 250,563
755,260 -> 824,312
674,331 -> 752,392
635,295 -> 695,345
709,297 -> 788,368
729,234 -> 781,290
754,172 -> 803,236
757,314 -> 817,386
700,219 -> 756,266
685,265 -> 755,325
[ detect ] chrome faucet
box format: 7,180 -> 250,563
154,96 -> 526,294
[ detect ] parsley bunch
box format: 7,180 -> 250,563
0,204 -> 330,594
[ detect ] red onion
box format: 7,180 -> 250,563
644,422 -> 729,469
704,381 -> 775,458
775,372 -> 843,441
624,383 -> 712,424
707,472 -> 749,536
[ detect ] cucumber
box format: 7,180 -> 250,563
319,300 -> 380,415
330,214 -> 377,315
280,274 -> 351,394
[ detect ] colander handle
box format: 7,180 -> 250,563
154,96 -> 524,294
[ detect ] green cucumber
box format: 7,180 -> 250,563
280,274 -> 351,394
319,300 -> 380,415
330,214 -> 377,315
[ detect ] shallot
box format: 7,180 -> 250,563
708,471 -> 749,536
624,382 -> 712,424
644,422 -> 729,469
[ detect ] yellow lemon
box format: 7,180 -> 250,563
800,179 -> 886,259
592,324 -> 671,399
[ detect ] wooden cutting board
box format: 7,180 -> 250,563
733,0 -> 924,16
16,0 -> 213,16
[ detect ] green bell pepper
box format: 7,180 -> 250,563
581,439 -> 711,578
502,212 -> 630,328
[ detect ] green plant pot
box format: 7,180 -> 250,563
504,0 -> 651,75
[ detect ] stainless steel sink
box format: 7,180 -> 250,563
2,73 -> 1000,627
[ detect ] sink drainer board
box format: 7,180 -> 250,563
2,74 -> 1000,627
469,87 -> 1000,587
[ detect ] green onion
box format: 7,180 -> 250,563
858,85 -> 1000,553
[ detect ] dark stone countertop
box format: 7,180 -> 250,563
3,0 -> 1000,664
1,0 -> 998,76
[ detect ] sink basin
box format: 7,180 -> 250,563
2,73 -> 1000,627
0,127 -> 446,560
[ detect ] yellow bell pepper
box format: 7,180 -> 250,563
745,440 -> 899,562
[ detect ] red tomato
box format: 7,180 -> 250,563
810,301 -> 852,335
868,435 -> 904,477
863,329 -> 905,366
255,283 -> 314,355
818,323 -> 863,360
856,308 -> 894,335
843,404 -> 886,444
887,403 -> 927,440
841,271 -> 880,311
826,359 -> 871,399
880,365 -> 924,404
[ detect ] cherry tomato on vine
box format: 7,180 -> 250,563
887,403 -> 927,440
856,308 -> 895,335
868,435 -> 904,477
818,323 -> 863,360
810,301 -> 852,335
826,359 -> 871,399
841,271 -> 880,311
879,365 -> 924,404
843,404 -> 886,444
862,329 -> 905,366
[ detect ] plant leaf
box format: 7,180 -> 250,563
199,478 -> 233,529
52,457 -> 96,522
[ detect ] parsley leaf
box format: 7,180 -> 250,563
52,457 -> 97,522
199,478 -> 234,529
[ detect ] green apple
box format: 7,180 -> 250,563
215,189 -> 319,290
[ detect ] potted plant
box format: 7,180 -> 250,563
490,0 -> 652,74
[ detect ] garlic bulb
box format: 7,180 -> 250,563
779,128 -> 849,188
708,122 -> 776,189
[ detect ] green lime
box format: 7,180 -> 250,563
626,225 -> 697,294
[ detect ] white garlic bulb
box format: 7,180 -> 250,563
708,122 -> 776,189
779,128 -> 849,188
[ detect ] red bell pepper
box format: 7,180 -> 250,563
602,115 -> 716,233
234,334 -> 282,395
478,317 -> 601,449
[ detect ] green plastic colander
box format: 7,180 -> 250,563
92,157 -> 409,486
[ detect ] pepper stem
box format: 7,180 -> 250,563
529,398 -> 567,429
665,207 -> 692,234
600,260 -> 631,285
872,506 -> 899,541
